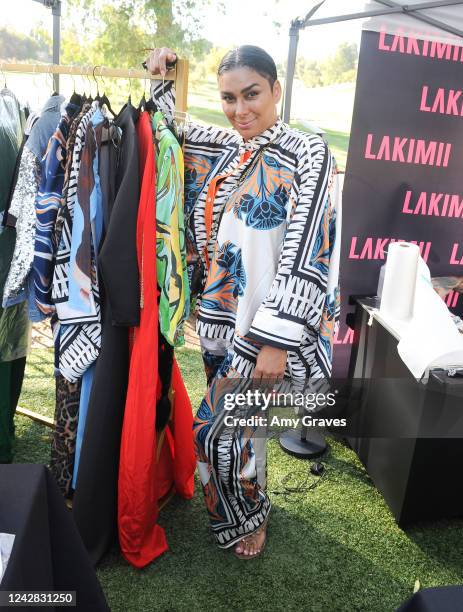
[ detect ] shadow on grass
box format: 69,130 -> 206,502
13,414 -> 52,464
97,473 -> 413,612
407,519 -> 463,578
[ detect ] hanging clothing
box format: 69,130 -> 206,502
33,102 -> 81,317
118,111 -> 195,568
0,89 -> 29,464
53,103 -> 99,324
72,103 -> 140,565
1,110 -> 40,229
0,357 -> 26,463
0,87 -> 29,359
2,95 -> 64,310
152,111 -> 190,346
98,103 -> 141,326
57,109 -> 105,383
49,374 -> 82,495
71,363 -> 95,489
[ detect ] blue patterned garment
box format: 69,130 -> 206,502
33,102 -> 81,316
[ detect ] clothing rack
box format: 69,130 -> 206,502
0,61 -> 189,112
3,59 -> 189,429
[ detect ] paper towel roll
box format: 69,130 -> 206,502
380,242 -> 419,320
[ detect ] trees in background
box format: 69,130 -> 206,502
0,28 -> 50,62
1,1 -> 357,90
296,42 -> 358,87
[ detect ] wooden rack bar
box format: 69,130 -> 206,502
16,406 -> 55,429
0,61 -> 180,80
0,60 -> 189,111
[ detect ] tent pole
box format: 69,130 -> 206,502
282,20 -> 301,123
52,1 -> 61,92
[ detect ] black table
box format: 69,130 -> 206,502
397,585 -> 463,611
0,464 -> 109,611
347,298 -> 463,526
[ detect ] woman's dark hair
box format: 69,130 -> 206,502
218,45 -> 278,88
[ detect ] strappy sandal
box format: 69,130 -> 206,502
233,517 -> 269,560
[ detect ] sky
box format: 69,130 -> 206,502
2,0 -> 367,63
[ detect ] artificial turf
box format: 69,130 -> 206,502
14,347 -> 463,612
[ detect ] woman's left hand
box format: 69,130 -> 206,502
253,345 -> 287,381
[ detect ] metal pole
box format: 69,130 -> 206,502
282,20 -> 301,123
303,0 -> 463,28
31,0 -> 62,91
52,0 -> 61,92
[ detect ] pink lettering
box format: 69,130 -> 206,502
391,32 -> 405,53
349,237 -> 359,259
377,136 -> 391,161
443,143 -> 452,167
392,137 -> 407,162
449,195 -> 463,217
428,193 -> 442,216
360,238 -> 373,259
402,190 -> 413,214
431,88 -> 445,113
415,192 -> 427,215
364,134 -> 376,159
374,238 -> 389,259
378,28 -> 390,51
450,243 -> 461,265
447,89 -> 461,114
414,140 -> 436,165
419,86 -> 431,112
430,41 -> 453,60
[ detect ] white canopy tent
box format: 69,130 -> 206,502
282,0 -> 463,122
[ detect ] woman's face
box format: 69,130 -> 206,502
218,67 -> 282,140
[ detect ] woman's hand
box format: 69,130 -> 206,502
253,345 -> 287,381
146,47 -> 177,77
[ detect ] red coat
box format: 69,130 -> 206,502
118,111 -> 195,568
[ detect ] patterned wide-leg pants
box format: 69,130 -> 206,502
193,349 -> 270,549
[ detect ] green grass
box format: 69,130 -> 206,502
15,348 -> 463,611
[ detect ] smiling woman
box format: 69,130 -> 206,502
147,44 -> 341,560
217,47 -> 281,139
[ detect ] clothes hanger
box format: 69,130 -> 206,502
92,66 -> 114,115
69,72 -> 82,107
84,69 -> 93,103
138,72 -> 157,113
96,69 -> 116,117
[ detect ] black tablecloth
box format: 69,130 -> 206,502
0,464 -> 109,611
397,586 -> 463,611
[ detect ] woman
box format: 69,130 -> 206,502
147,45 -> 340,558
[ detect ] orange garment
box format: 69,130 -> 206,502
118,112 -> 195,568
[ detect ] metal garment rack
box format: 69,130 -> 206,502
2,59 -> 189,429
0,61 -> 189,113
282,0 -> 463,122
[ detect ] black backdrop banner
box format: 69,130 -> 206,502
335,28 -> 463,375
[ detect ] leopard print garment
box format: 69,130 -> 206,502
49,374 -> 82,496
